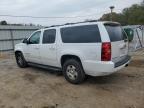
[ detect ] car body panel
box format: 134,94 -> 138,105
15,21 -> 131,77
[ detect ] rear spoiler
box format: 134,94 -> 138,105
104,22 -> 120,26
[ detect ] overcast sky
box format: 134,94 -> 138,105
0,0 -> 142,26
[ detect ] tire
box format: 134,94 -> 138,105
62,59 -> 85,84
15,52 -> 28,68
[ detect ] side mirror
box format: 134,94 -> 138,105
22,38 -> 29,44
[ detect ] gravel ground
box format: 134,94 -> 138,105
0,49 -> 144,108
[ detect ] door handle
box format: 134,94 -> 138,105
49,47 -> 55,50
119,43 -> 126,49
35,47 -> 39,50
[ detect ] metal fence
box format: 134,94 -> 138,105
0,25 -> 41,52
124,25 -> 144,52
0,25 -> 143,52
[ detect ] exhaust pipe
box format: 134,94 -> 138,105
125,64 -> 129,67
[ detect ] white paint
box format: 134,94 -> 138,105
15,21 -> 130,77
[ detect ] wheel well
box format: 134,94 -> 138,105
61,55 -> 82,66
15,51 -> 22,56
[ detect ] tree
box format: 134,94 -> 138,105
99,2 -> 144,25
0,20 -> 8,25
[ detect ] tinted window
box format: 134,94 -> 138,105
61,25 -> 101,43
29,31 -> 41,44
105,24 -> 125,42
43,29 -> 56,44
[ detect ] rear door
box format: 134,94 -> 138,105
104,23 -> 128,63
40,29 -> 58,67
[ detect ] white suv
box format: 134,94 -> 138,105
15,21 -> 131,84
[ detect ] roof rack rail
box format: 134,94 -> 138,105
85,20 -> 98,22
45,20 -> 98,28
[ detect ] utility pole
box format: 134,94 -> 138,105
110,6 -> 115,21
142,0 -> 144,6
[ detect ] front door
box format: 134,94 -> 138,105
26,31 -> 41,63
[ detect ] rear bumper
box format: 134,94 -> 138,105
83,55 -> 131,76
114,55 -> 131,68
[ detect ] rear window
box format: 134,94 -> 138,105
60,25 -> 101,43
105,24 -> 126,42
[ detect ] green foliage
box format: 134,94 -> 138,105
100,3 -> 144,25
0,20 -> 8,25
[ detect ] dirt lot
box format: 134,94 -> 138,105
0,50 -> 144,108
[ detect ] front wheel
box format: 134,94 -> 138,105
63,59 -> 85,84
15,52 -> 28,68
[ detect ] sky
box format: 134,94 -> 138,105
0,0 -> 142,26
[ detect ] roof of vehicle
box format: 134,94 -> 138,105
43,21 -> 120,30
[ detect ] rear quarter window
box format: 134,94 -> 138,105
60,25 -> 101,43
105,24 -> 125,42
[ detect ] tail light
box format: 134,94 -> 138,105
101,42 -> 111,61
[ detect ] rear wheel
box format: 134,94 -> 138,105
63,59 -> 85,84
15,52 -> 28,68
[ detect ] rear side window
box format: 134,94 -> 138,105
43,29 -> 56,44
105,24 -> 125,42
61,25 -> 101,43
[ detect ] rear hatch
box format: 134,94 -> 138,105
104,23 -> 128,63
